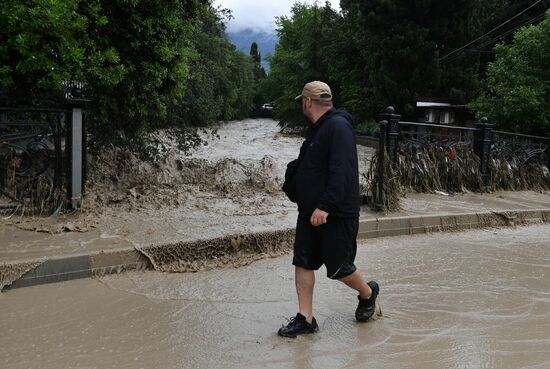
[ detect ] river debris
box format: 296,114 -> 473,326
363,151 -> 402,212
366,143 -> 550,211
491,157 -> 550,191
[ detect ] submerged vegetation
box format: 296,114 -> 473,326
490,155 -> 550,191
396,145 -> 483,194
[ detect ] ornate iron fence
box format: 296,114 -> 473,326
491,130 -> 550,191
373,106 -> 550,210
0,80 -> 88,214
492,130 -> 549,165
0,107 -> 85,214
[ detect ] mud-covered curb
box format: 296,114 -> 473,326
358,209 -> 550,239
3,208 -> 550,291
135,229 -> 295,273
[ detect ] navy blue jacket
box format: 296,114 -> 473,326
295,108 -> 360,218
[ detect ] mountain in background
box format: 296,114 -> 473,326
226,28 -> 278,71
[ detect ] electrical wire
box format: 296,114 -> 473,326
440,11 -> 547,64
439,0 -> 544,63
477,12 -> 546,48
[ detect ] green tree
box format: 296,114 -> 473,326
83,0 -> 201,141
249,42 -> 267,111
438,0 -> 550,101
470,11 -> 550,135
174,5 -> 255,126
0,0 -> 204,135
0,0 -> 109,103
340,0 -> 488,117
250,42 -> 260,64
1,0 -> 259,154
265,0 -> 488,127
263,2 -> 339,127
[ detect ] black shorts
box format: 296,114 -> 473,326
292,215 -> 358,279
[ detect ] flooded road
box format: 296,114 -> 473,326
2,224 -> 549,369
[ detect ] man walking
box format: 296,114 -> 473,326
279,81 -> 379,338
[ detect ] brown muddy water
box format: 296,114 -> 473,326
2,118 -> 372,243
2,225 -> 550,369
0,118 -> 374,266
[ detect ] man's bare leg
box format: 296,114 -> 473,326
295,266 -> 315,323
339,270 -> 372,299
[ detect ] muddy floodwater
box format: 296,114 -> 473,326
2,225 -> 549,369
1,118 -> 372,252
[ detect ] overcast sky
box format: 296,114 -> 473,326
213,0 -> 337,32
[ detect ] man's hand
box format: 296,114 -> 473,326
310,208 -> 329,226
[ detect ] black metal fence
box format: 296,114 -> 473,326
0,106 -> 86,213
374,106 -> 550,210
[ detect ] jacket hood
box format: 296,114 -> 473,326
316,108 -> 354,127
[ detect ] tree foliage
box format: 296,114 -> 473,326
263,0 -> 549,133
174,6 -> 255,127
263,1 -> 487,127
2,0 -> 549,142
0,0 -> 261,152
263,2 -> 339,127
470,10 -> 550,135
249,42 -> 267,111
0,0 -> 94,103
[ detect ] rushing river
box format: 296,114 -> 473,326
0,118 -> 374,262
45,118 -> 373,247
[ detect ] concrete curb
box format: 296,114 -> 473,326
358,209 -> 550,239
3,208 -> 549,291
3,249 -> 151,290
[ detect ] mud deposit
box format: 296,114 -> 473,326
139,228 -> 295,272
0,259 -> 44,291
0,119 -> 374,272
85,118 -> 373,214
1,225 -> 549,369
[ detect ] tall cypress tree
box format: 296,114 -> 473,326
249,41 -> 266,110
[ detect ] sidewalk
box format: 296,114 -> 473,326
2,190 -> 550,290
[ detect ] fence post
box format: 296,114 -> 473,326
69,106 -> 83,209
379,106 -> 401,163
474,117 -> 493,188
376,119 -> 388,211
65,82 -> 89,210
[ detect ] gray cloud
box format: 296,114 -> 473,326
214,0 -> 326,32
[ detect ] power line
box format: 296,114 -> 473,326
478,12 -> 546,48
440,8 -> 547,64
439,0 -> 544,62
441,11 -> 547,64
441,11 -> 547,65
